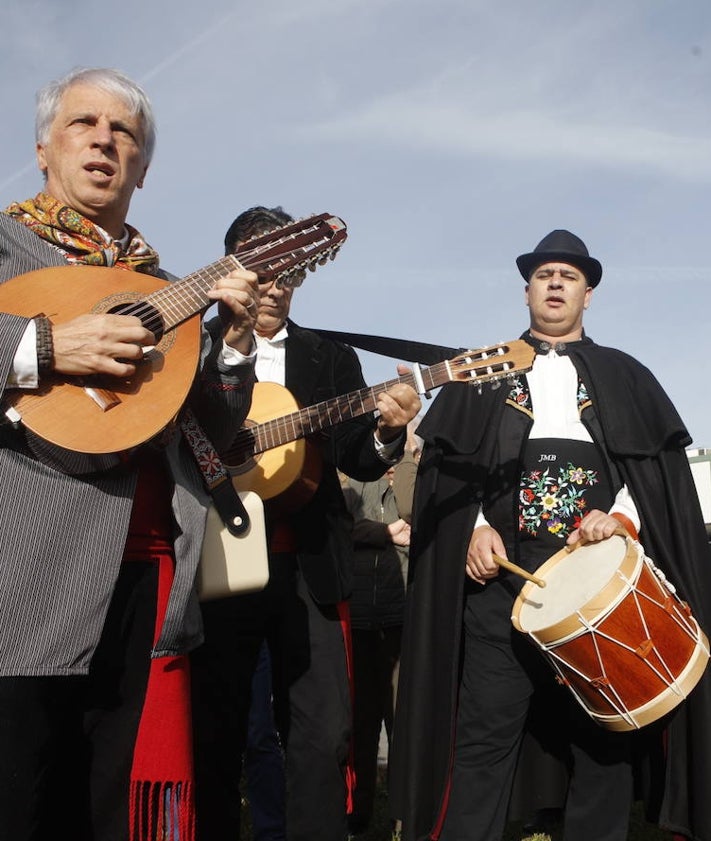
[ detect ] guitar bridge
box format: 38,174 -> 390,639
79,381 -> 121,412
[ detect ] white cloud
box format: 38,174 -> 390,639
290,1 -> 711,180
300,96 -> 711,180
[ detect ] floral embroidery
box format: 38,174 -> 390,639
519,462 -> 598,538
507,376 -> 531,412
508,374 -> 590,416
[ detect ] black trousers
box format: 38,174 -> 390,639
191,554 -> 352,841
244,641 -> 286,840
348,624 -> 402,833
440,579 -> 633,841
0,562 -> 156,841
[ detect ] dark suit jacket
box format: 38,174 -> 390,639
278,319 -> 401,604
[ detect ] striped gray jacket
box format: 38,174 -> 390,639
0,214 -> 254,674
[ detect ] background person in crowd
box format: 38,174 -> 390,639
0,67 -> 259,840
191,205 -> 421,841
243,640 -> 286,841
389,421 -> 422,525
390,230 -> 711,841
342,421 -> 420,840
342,459 -> 410,840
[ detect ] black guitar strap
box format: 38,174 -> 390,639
303,328 -> 466,367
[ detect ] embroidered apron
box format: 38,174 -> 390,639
517,437 -> 613,573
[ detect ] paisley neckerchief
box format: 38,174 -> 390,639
4,192 -> 160,275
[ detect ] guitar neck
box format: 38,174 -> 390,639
146,213 -> 347,332
146,256 -> 240,331
250,362 -> 451,454
221,340 -> 532,467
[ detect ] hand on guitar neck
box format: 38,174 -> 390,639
374,363 -> 422,445
206,269 -> 260,355
224,341 -> 536,513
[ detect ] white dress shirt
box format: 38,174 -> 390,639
475,348 -> 640,531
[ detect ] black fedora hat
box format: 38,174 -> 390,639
516,230 -> 602,288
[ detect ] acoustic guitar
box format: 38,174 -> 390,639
223,340 -> 535,512
0,213 -> 347,454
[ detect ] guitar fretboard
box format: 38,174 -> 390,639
253,371 -> 420,453
144,256 -> 241,331
225,345 -> 529,460
116,214 -> 347,333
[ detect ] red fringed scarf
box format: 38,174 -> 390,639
129,551 -> 195,841
126,455 -> 195,841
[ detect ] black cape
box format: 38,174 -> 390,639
390,335 -> 711,841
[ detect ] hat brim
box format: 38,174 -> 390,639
516,252 -> 602,288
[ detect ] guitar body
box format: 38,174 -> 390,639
0,213 -> 347,455
0,265 -> 201,454
222,341 -> 536,513
226,381 -> 323,511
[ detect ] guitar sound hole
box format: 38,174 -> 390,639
108,301 -> 165,344
223,429 -> 257,473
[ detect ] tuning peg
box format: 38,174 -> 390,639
489,378 -> 502,390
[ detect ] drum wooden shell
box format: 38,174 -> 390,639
511,533 -> 710,731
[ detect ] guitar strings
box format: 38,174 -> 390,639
94,227 -> 346,408
222,372 -> 420,463
108,246 -> 303,331
221,350 -> 526,462
103,224 -> 334,334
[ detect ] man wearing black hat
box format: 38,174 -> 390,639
389,231 -> 711,841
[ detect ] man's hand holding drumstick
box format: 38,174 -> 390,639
466,524 -> 546,588
465,509 -> 638,589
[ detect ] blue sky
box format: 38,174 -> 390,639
2,0 -> 710,445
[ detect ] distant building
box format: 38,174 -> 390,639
688,448 -> 711,539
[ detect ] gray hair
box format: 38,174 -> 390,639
35,67 -> 157,164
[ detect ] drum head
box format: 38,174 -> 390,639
513,533 -> 634,633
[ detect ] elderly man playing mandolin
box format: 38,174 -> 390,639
0,67 -> 260,840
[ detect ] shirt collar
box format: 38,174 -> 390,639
256,323 -> 289,345
523,330 -> 591,356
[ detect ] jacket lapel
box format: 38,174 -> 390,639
285,320 -> 325,405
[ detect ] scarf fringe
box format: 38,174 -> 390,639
127,480 -> 195,841
130,780 -> 195,841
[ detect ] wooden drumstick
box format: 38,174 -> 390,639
493,554 -> 546,588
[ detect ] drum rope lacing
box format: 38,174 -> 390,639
542,548 -> 701,728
